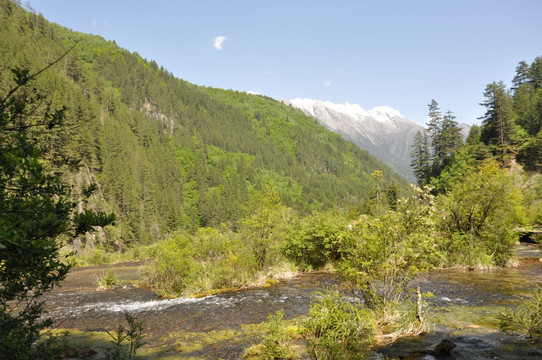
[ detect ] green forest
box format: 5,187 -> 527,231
1,0 -> 541,358
0,0 -> 407,249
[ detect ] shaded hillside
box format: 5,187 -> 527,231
0,0 -> 408,248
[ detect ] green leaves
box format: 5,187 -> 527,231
241,183 -> 292,270
304,286 -> 375,359
11,67 -> 31,85
73,209 -> 116,235
338,187 -> 437,311
285,210 -> 349,270
105,312 -> 145,360
498,286 -> 542,339
436,159 -> 522,267
0,66 -> 114,358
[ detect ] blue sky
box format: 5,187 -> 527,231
30,0 -> 542,125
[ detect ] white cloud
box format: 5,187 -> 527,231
213,36 -> 227,50
324,80 -> 333,87
92,19 -> 97,26
267,70 -> 272,75
247,90 -> 261,95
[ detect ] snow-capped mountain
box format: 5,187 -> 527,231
284,98 -> 425,182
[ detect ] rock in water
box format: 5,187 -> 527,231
433,338 -> 456,356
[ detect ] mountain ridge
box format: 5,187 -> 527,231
0,0 -> 410,247
284,98 -> 425,182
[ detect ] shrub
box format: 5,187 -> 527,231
285,210 -> 349,270
261,310 -> 294,359
141,234 -> 201,296
97,266 -> 120,289
303,287 -> 375,360
240,184 -> 293,270
498,286 -> 542,339
338,187 -> 437,312
436,159 -> 523,267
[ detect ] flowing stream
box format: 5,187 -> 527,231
44,244 -> 542,359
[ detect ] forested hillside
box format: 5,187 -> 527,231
0,0 -> 407,249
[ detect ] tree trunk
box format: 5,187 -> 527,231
416,286 -> 423,323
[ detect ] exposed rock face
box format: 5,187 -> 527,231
284,98 -> 424,182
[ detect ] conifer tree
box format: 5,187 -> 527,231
426,99 -> 444,164
479,81 -> 516,163
410,130 -> 431,186
441,110 -> 463,162
0,67 -> 115,359
512,57 -> 542,170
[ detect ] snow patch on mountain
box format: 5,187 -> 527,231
284,98 -> 424,182
289,98 -> 404,126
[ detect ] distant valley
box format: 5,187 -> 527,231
284,98 -> 471,182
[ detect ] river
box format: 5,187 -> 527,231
44,244 -> 542,359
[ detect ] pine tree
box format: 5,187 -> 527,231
511,60 -> 530,93
426,99 -> 444,164
479,81 -> 516,163
512,57 -> 542,170
440,110 -> 463,162
410,130 -> 431,186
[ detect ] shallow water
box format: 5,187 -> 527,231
44,244 -> 542,358
374,245 -> 542,359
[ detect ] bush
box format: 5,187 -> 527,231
338,187 -> 437,312
303,287 -> 375,360
97,266 -> 120,289
141,234 -> 201,296
436,159 -> 523,267
240,184 -> 293,270
79,248 -> 114,266
260,310 -> 294,359
285,210 -> 349,270
142,228 -> 266,296
498,286 -> 542,339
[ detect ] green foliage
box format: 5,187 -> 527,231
436,159 -> 523,267
410,130 -> 432,186
479,81 -> 517,163
141,234 -> 200,296
512,56 -> 542,171
360,173 -> 400,216
241,184 -> 293,270
259,310 -> 295,360
285,210 -> 350,270
303,287 -> 375,360
105,312 -> 145,360
77,248 -> 115,266
423,100 -> 464,180
98,266 -> 120,289
142,186 -> 303,297
498,286 -> 542,339
427,55 -> 542,195
387,290 -> 431,336
1,0 -> 410,251
0,65 -> 114,359
339,187 -> 437,311
142,223 -> 282,296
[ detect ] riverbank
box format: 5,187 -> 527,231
43,244 -> 542,359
